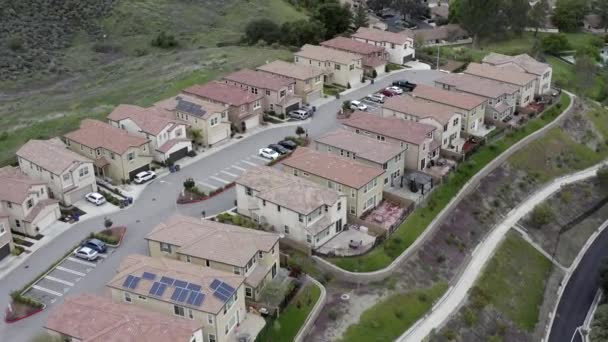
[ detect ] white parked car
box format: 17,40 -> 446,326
74,246 -> 98,261
133,170 -> 156,184
85,192 -> 106,206
386,86 -> 404,95
350,100 -> 368,111
366,93 -> 386,103
259,148 -> 280,160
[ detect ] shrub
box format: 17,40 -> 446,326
10,291 -> 43,309
530,203 -> 554,227
183,178 -> 196,189
541,34 -> 571,54
328,310 -> 338,320
11,246 -> 24,256
104,217 -> 113,229
151,31 -> 178,49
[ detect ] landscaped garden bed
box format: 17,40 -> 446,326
4,292 -> 44,323
177,178 -> 235,204
91,226 -> 127,247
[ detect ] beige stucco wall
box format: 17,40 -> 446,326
294,55 -> 363,88
1,184 -> 60,236
0,217 -> 14,258
352,37 -> 415,64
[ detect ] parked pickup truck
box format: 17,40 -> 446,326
392,80 -> 417,91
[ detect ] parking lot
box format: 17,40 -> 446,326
195,152 -> 274,192
23,247 -> 115,306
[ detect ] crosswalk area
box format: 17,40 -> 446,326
195,153 -> 272,191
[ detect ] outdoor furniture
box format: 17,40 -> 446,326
349,240 -> 363,249
373,215 -> 383,223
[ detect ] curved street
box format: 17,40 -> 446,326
0,69 -> 442,341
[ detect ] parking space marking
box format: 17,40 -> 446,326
97,253 -> 108,259
231,165 -> 246,172
32,285 -> 62,297
67,257 -> 97,267
242,160 -> 258,167
252,155 -> 268,162
56,266 -> 86,277
210,176 -> 230,185
44,275 -> 74,287
196,180 -> 218,189
221,170 -> 238,178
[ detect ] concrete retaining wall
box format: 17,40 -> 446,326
294,276 -> 327,342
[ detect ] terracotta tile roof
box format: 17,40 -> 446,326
46,294 -> 200,342
321,36 -> 385,56
236,166 -> 343,215
342,111 -> 436,145
183,81 -> 263,107
482,53 -> 550,76
295,45 -> 363,65
155,94 -> 227,120
107,254 -> 245,315
17,138 -> 91,175
256,60 -> 325,81
0,166 -> 47,203
64,119 -> 149,155
146,214 -> 278,267
383,95 -> 458,125
223,69 -> 294,91
364,56 -> 387,68
464,62 -> 537,86
435,73 -> 519,99
107,104 -> 178,136
315,129 -> 405,164
280,147 -> 384,189
352,27 -> 413,45
156,138 -> 190,153
412,84 -> 487,110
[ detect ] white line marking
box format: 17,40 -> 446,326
56,266 -> 86,277
44,276 -> 74,287
97,253 -> 107,259
232,165 -> 246,172
252,155 -> 268,162
210,176 -> 230,184
242,160 -> 258,166
32,285 -> 62,297
67,257 -> 97,267
221,170 -> 238,178
196,181 -> 217,189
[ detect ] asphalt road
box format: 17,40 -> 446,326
0,70 -> 442,341
549,220 -> 608,342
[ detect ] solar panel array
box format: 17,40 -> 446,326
142,272 -> 156,280
122,275 -> 141,289
210,279 -> 235,302
149,282 -> 168,297
136,274 -> 209,308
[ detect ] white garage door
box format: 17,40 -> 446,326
244,115 -> 260,131
307,89 -> 322,103
67,185 -> 94,205
35,211 -> 58,232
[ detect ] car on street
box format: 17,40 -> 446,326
385,86 -> 404,95
392,80 -> 417,91
288,109 -> 309,120
366,93 -> 386,103
82,238 -> 107,253
350,100 -> 368,111
259,147 -> 280,160
278,140 -> 298,150
133,170 -> 156,184
268,144 -> 290,155
85,192 -> 106,206
74,246 -> 99,261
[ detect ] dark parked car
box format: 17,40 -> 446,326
268,144 -> 290,155
82,238 -> 107,253
278,140 -> 298,150
392,80 -> 417,91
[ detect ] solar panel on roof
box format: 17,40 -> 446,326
129,277 -> 141,289
210,279 -> 221,290
142,272 -> 156,280
213,291 -> 229,302
160,276 -> 175,286
174,279 -> 188,288
187,291 -> 199,305
149,282 -> 160,295
171,287 -> 182,301
156,283 -> 168,296
187,283 -> 202,292
219,282 -> 235,294
194,293 -> 206,307
122,275 -> 135,288
216,286 -> 232,297
177,289 -> 189,302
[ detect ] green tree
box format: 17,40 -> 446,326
187,127 -> 203,145
591,304 -> 608,341
552,0 -> 588,32
574,54 -> 598,95
528,0 -> 549,36
530,203 -> 554,227
150,31 -> 178,49
295,126 -> 305,137
313,1 -> 353,39
244,19 -> 281,45
367,0 -> 392,12
448,0 -> 462,23
541,34 -> 571,54
592,0 -> 608,32
504,0 -> 531,35
393,0 -> 427,21
281,19 -> 326,46
458,0 -> 502,47
104,217 -> 113,229
353,4 -> 370,29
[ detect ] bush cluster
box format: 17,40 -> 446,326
10,291 -> 43,309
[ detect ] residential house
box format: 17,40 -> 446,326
17,138 -> 97,205
45,294 -> 203,342
320,36 -> 388,77
434,73 -> 519,122
341,111 -> 438,171
257,60 -> 325,104
223,69 -> 302,114
107,104 -> 192,164
482,53 -> 553,96
146,214 -> 279,302
294,44 -> 363,88
412,24 -> 470,47
63,119 -> 153,182
464,63 -> 537,107
0,215 -> 14,261
382,95 -> 464,153
155,94 -> 231,147
351,27 -> 415,64
107,254 -> 248,342
412,84 -> 488,137
315,129 -> 406,186
183,82 -> 263,133
280,148 -> 385,217
0,167 -> 60,237
236,166 -> 346,248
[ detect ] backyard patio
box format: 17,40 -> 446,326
316,227 -> 376,256
362,199 -> 410,232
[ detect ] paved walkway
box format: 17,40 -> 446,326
398,162 -> 607,342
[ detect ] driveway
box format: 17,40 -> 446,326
0,69 -> 443,341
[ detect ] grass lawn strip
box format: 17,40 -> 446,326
258,281 -> 321,342
330,94 -> 571,272
339,282 -> 448,342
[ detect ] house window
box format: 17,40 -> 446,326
241,105 -> 246,112
63,174 -> 70,182
334,64 -> 341,70
351,189 -> 356,198
160,243 -> 172,253
209,334 -> 217,342
138,295 -> 146,301
127,152 -> 135,161
186,255 -> 191,263
208,314 -> 214,324
0,224 -> 5,235
391,43 -> 395,49
7,202 -> 12,209
110,153 -> 115,160
245,287 -> 253,298
453,118 -> 459,126
254,100 -> 261,109
174,305 -> 185,317
124,292 -> 132,303
295,57 -> 299,62
306,234 -> 312,243
349,64 -> 354,71
293,169 -> 298,176
328,180 -> 334,189
221,112 -> 227,119
15,220 -> 21,228
324,205 -> 328,212
298,214 -> 304,223
233,266 -> 241,275
280,90 -> 286,97
315,76 -> 321,83
27,199 -> 33,209
277,205 -> 281,212
262,200 -> 266,206
337,184 -> 342,192
350,206 -> 355,214
266,90 -> 271,96
337,201 -> 342,211
258,251 -> 263,259
206,260 -> 210,267
246,187 -> 253,196
251,87 -> 258,94
284,225 -> 290,234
